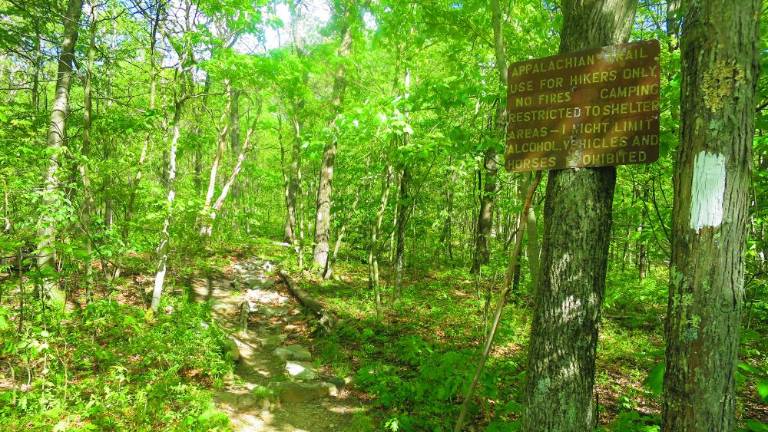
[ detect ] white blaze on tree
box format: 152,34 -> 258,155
689,151 -> 726,232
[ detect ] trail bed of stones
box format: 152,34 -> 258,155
192,257 -> 366,432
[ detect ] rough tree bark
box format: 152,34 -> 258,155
313,2 -> 353,276
662,1 -> 760,430
36,0 -> 83,307
523,1 -> 637,431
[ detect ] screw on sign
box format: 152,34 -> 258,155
504,39 -> 661,173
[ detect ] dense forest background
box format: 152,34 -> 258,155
1,0 -> 767,431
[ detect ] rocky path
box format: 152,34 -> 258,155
192,258 -> 369,431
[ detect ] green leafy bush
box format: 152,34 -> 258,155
0,300 -> 233,431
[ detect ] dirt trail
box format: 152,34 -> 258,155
192,258 -> 369,432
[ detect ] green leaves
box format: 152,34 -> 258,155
757,381 -> 768,403
643,362 -> 665,397
0,307 -> 10,331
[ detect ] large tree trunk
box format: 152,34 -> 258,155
522,1 -> 636,431
36,0 -> 83,307
662,1 -> 760,430
313,4 -> 353,276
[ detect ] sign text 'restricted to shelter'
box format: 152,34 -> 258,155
504,39 -> 661,172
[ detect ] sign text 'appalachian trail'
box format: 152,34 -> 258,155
504,39 -> 661,172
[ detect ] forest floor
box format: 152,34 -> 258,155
1,238 -> 765,431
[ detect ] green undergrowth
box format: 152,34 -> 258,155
289,254 -> 767,431
0,298 -> 234,431
299,265 -> 531,431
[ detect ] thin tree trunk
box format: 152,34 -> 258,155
31,31 -> 42,114
123,7 -> 161,243
636,188 -> 648,279
455,171 -> 541,432
471,0 -> 506,273
389,170 -> 400,262
80,2 -> 97,300
200,109 -> 259,237
3,179 -> 11,233
325,187 -> 359,278
471,149 -> 497,272
36,0 -> 83,308
193,74 -> 211,194
441,164 -> 456,260
200,82 -> 233,235
151,100 -> 184,312
313,4 -> 353,275
369,165 -> 393,317
665,0 -> 682,50
393,166 -> 410,300
229,87 -> 241,199
284,0 -> 306,270
663,1 -> 760,430
523,1 -> 636,431
525,194 -> 539,291
287,116 -> 303,269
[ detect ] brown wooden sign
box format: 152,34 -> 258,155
505,39 -> 660,172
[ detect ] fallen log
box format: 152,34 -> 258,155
277,270 -> 338,332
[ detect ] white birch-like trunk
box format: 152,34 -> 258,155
200,119 -> 258,237
200,82 -> 233,236
151,104 -> 183,311
36,0 -> 83,307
